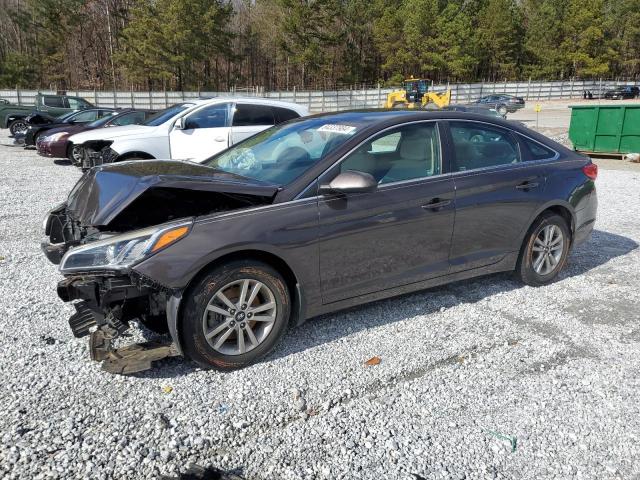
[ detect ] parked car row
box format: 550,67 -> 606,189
1,92 -> 598,373
0,93 -> 94,136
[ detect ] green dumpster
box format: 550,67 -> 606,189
569,104 -> 640,154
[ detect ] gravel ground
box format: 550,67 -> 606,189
1,130 -> 639,480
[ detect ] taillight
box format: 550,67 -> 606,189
582,163 -> 598,180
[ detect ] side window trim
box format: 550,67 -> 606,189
295,120 -> 446,199
516,133 -> 560,162
336,120 -> 443,185
184,102 -> 231,130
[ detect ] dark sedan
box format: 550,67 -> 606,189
603,86 -> 639,100
36,109 -> 155,163
42,110 -> 597,372
472,94 -> 525,115
24,108 -> 117,147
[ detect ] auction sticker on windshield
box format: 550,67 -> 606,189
317,124 -> 357,135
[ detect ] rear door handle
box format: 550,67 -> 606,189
422,199 -> 451,210
516,181 -> 540,190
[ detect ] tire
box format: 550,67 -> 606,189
180,260 -> 291,370
516,213 -> 571,287
67,144 -> 83,165
9,119 -> 28,136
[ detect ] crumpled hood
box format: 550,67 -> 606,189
66,160 -> 279,227
69,124 -> 151,144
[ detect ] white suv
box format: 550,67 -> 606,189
69,98 -> 308,165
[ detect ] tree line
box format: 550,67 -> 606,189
0,0 -> 639,92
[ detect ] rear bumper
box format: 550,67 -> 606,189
573,188 -> 598,248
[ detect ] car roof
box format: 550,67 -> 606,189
298,109 -> 566,150
190,96 -> 308,112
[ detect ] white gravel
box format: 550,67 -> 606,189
1,130 -> 639,479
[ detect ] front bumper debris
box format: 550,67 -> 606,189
56,274 -> 181,374
91,332 -> 180,375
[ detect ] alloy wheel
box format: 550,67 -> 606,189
10,120 -> 28,136
202,279 -> 277,355
71,146 -> 83,164
532,224 -> 564,276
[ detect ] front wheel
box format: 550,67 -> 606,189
516,213 -> 571,286
9,119 -> 28,136
67,144 -> 83,165
180,260 -> 291,370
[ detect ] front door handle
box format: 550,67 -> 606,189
214,136 -> 226,142
422,199 -> 451,210
516,181 -> 540,190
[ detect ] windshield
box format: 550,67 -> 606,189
143,103 -> 193,127
204,117 -> 365,184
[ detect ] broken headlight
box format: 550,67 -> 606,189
59,221 -> 192,273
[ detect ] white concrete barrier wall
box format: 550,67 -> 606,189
1,80 -> 638,113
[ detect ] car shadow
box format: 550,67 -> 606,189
53,159 -> 73,166
134,229 -> 637,378
268,229 -> 638,363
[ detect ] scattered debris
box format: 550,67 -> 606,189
624,153 -> 640,163
16,426 -> 34,436
157,413 -> 171,429
484,428 -> 518,452
162,385 -> 173,394
216,404 -> 229,415
99,340 -> 180,374
364,356 -> 381,367
40,335 -> 56,345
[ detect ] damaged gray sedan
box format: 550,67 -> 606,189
42,111 -> 598,372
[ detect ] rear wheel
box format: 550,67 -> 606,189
9,119 -> 28,136
516,213 -> 570,286
180,260 -> 291,370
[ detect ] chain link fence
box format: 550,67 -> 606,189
1,79 -> 638,113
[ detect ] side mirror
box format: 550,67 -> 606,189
319,170 -> 378,195
174,117 -> 185,130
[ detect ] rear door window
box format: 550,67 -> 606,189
67,97 -> 91,109
520,136 -> 556,160
449,121 -> 520,172
232,104 -> 275,126
272,107 -> 300,124
43,96 -> 65,108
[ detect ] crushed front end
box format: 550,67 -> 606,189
41,160 -> 278,372
42,203 -> 191,373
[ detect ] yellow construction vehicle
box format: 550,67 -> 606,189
384,77 -> 451,109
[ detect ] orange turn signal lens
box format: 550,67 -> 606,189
151,226 -> 189,253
